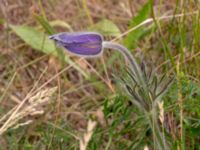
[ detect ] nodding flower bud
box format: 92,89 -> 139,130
49,31 -> 147,90
49,32 -> 103,57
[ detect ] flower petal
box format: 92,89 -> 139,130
63,42 -> 102,55
49,32 -> 103,56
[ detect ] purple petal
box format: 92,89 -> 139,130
49,32 -> 103,56
63,42 -> 102,55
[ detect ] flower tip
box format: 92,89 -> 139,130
48,35 -> 55,40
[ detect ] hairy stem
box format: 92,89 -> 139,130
103,41 -> 146,90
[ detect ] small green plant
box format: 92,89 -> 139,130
49,30 -> 173,149
121,62 -> 173,149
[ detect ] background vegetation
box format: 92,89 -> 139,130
0,0 -> 200,149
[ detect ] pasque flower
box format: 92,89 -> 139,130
49,32 -> 172,149
49,32 -> 103,56
49,31 -> 145,88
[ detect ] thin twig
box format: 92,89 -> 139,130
111,11 -> 198,42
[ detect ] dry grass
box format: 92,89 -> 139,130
0,0 -> 199,149
0,0 -> 140,133
0,87 -> 57,135
79,119 -> 96,150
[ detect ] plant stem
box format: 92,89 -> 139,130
103,41 -> 169,149
102,41 -> 146,90
149,108 -> 168,150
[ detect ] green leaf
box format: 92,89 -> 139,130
10,25 -> 88,78
89,19 -> 121,37
124,1 -> 153,50
10,25 -> 56,55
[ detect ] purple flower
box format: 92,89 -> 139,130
49,31 -> 146,93
49,32 -> 103,56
